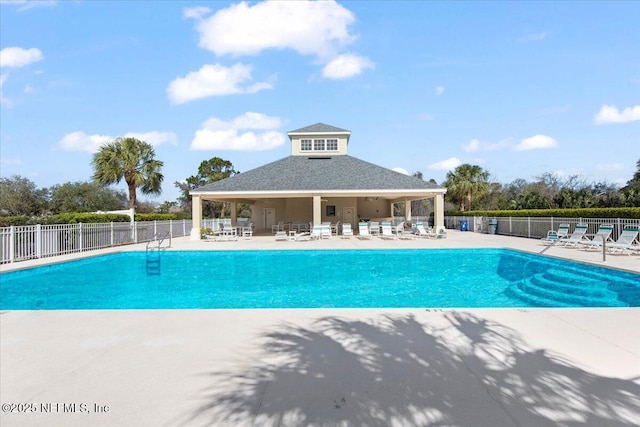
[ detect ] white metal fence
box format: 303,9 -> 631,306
445,216 -> 640,241
1,220 -> 192,264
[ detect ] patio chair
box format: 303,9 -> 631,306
331,221 -> 341,237
395,221 -> 415,240
578,224 -> 614,250
369,221 -> 380,236
557,224 -> 589,247
606,225 -> 640,255
220,224 -> 238,241
414,222 -> 433,238
274,231 -> 287,241
380,222 -> 396,240
541,223 -> 570,244
341,223 -> 353,239
358,222 -> 373,240
320,223 -> 332,239
310,225 -> 323,240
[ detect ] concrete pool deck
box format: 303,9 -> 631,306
1,231 -> 639,426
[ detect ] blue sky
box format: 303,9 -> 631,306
1,0 -> 639,204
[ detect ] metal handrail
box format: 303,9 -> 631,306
146,231 -> 172,251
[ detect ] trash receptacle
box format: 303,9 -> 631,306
460,220 -> 468,232
488,218 -> 498,234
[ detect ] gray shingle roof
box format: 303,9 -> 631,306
288,123 -> 350,134
193,155 -> 444,192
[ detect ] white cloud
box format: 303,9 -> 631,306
0,74 -> 12,108
182,6 -> 211,20
519,32 -> 547,42
166,63 -> 274,105
435,86 -> 444,95
0,156 -> 23,166
0,47 -> 44,68
58,131 -> 113,153
428,157 -> 461,171
392,167 -> 409,175
23,84 -> 35,94
463,138 -> 510,152
0,0 -> 56,12
462,139 -> 480,153
514,135 -> 557,151
321,54 -> 375,80
596,163 -> 625,172
190,0 -> 356,59
58,130 -> 176,153
594,104 -> 640,125
124,131 -> 177,146
417,113 -> 433,121
190,112 -> 285,151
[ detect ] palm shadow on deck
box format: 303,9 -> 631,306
185,312 -> 639,426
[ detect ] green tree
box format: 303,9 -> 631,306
0,175 -> 49,216
175,157 -> 238,217
92,137 -> 164,209
49,181 -> 127,213
443,164 -> 490,211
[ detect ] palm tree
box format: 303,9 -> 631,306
443,164 -> 490,211
92,137 -> 164,209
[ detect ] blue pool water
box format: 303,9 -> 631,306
1,249 -> 638,310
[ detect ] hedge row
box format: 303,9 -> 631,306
134,213 -> 178,221
447,207 -> 640,219
0,212 -> 188,227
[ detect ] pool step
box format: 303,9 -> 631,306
145,249 -> 161,276
507,269 -> 629,307
530,271 -> 615,300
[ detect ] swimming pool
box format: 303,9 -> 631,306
1,249 -> 638,309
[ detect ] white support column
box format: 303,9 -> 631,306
190,195 -> 203,240
313,196 -> 322,226
230,201 -> 237,225
404,198 -> 412,222
434,193 -> 445,232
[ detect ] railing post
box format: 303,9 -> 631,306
9,225 -> 15,263
110,222 -> 114,246
183,219 -> 186,236
134,223 -> 138,244
528,217 -> 531,239
79,223 -> 83,252
154,220 -> 157,239
36,224 -> 42,258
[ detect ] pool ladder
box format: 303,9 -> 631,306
145,231 -> 171,275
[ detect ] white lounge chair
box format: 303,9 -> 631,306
414,222 -> 432,238
578,224 -> 614,250
331,221 -> 340,237
606,226 -> 640,255
274,231 -> 287,241
369,221 -> 380,236
341,223 -> 353,239
320,224 -> 332,239
358,222 -> 373,240
220,224 -> 238,241
380,222 -> 396,240
557,224 -> 589,247
414,222 -> 445,239
541,223 -> 570,244
310,225 -> 323,240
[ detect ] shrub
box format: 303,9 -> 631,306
0,216 -> 31,227
134,213 -> 178,221
451,207 -> 640,219
40,213 -> 132,224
